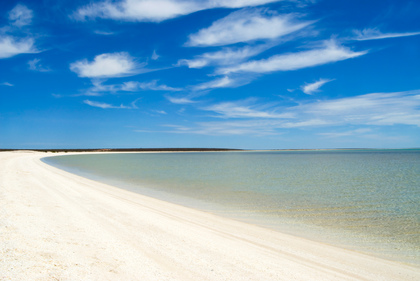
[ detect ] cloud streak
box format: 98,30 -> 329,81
218,40 -> 367,74
178,45 -> 269,69
301,78 -> 334,95
166,95 -> 197,104
319,128 -> 372,138
352,28 -> 420,41
121,80 -> 180,91
81,80 -> 180,96
187,9 -> 313,47
202,99 -> 293,118
165,90 -> 420,135
74,0 -> 284,22
192,76 -> 242,91
301,91 -> 420,126
84,99 -> 139,109
0,36 -> 37,59
162,120 -> 281,136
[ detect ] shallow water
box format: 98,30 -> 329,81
43,149 -> 420,265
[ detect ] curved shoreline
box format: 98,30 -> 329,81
1,151 -> 419,280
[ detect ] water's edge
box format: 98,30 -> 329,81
42,150 -> 420,266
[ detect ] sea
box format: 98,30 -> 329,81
43,149 -> 420,265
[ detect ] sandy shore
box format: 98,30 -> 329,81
1,151 -> 419,280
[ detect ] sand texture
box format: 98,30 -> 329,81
1,151 -> 419,280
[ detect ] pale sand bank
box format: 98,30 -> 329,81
1,151 -> 419,280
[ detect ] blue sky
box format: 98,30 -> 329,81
1,0 -> 420,149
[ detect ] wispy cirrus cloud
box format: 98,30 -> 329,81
28,58 -> 51,72
218,40 -> 367,74
152,109 -> 167,115
165,95 -> 198,104
70,52 -> 145,78
83,99 -> 140,109
301,78 -> 334,95
178,44 -> 270,69
164,120 -> 279,136
352,28 -> 420,41
319,128 -> 372,138
74,0 -> 284,22
121,80 -> 180,91
1,82 -> 14,87
192,76 -> 245,91
186,9 -> 313,47
286,90 -> 420,127
93,30 -> 115,35
0,36 -> 37,59
165,90 -> 420,135
151,50 -> 159,60
8,4 -> 33,27
167,76 -> 250,100
202,99 -> 293,118
301,91 -> 420,126
0,5 -> 38,59
82,79 -> 180,96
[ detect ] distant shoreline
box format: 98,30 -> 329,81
1,147 -> 419,153
0,148 -> 243,153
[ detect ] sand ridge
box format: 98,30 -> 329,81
1,151 -> 419,280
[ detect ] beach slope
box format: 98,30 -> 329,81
1,151 -> 419,280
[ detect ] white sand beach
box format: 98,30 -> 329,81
1,151 -> 419,280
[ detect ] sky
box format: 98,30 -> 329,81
1,0 -> 420,149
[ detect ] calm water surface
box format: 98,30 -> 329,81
43,150 -> 420,265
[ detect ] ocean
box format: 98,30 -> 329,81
43,149 -> 420,265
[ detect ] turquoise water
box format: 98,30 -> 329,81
43,150 -> 420,265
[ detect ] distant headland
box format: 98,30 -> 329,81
0,148 -> 244,153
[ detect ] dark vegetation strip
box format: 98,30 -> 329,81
0,148 -> 243,153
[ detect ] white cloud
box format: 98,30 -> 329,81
74,0 -> 283,22
202,99 -> 293,118
192,76 -> 240,91
94,30 -> 115,35
352,28 -> 420,41
178,44 -> 269,69
163,120 -> 280,136
1,82 -> 14,86
0,36 -> 37,59
301,91 -> 420,126
151,50 -> 159,60
8,4 -> 33,27
166,95 -> 196,104
70,52 -> 144,78
152,110 -> 167,115
28,58 -> 51,72
84,79 -> 180,95
187,9 -> 313,47
165,90 -> 420,135
84,99 -> 139,109
301,78 -> 333,95
166,76 -> 245,101
84,80 -> 117,95
121,80 -> 180,91
0,6 -> 37,59
319,128 -> 372,138
219,40 -> 367,74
